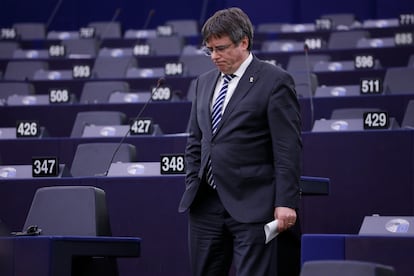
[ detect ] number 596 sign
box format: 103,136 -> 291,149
160,154 -> 185,175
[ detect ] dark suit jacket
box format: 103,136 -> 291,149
179,55 -> 302,223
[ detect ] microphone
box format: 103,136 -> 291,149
46,0 -> 64,29
142,9 -> 155,29
102,78 -> 166,176
303,42 -> 315,127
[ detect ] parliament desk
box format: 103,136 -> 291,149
0,129 -> 413,275
0,235 -> 141,276
1,93 -> 413,136
301,234 -> 414,276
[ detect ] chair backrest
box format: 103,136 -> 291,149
300,260 -> 395,276
0,82 -> 35,102
88,21 -> 122,39
286,54 -> 331,72
402,100 -> 414,129
4,60 -> 48,80
0,41 -> 20,59
92,56 -> 137,79
383,67 -> 414,94
61,38 -> 99,58
328,30 -> 370,49
320,13 -> 357,29
146,36 -> 184,56
290,71 -> 319,98
70,143 -> 136,177
179,54 -> 216,77
13,23 -> 46,40
165,19 -> 199,37
70,110 -> 127,137
23,186 -> 111,236
80,81 -> 130,104
256,23 -> 283,33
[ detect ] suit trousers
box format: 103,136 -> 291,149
188,182 -> 278,276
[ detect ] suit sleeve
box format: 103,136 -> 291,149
268,73 -> 302,209
185,79 -> 202,189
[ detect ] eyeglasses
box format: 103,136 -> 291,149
202,43 -> 234,56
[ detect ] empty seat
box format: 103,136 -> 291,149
70,110 -> 127,137
70,143 -> 136,177
328,30 -> 370,49
23,186 -> 111,236
362,19 -> 399,28
91,55 -> 137,78
0,41 -> 20,59
61,38 -> 99,58
402,100 -> 414,129
256,23 -> 283,33
88,21 -> 122,39
330,108 -> 383,119
165,19 -> 199,37
179,54 -> 216,77
3,60 -> 48,80
146,36 -> 184,56
22,185 -> 122,275
32,69 -> 73,80
315,85 -> 360,97
47,30 -> 79,40
80,81 -> 130,104
98,47 -> 133,57
124,29 -> 157,39
300,260 -> 395,276
382,67 -> 414,94
313,60 -> 358,72
286,54 -> 331,72
12,49 -> 49,59
320,13 -> 358,29
356,37 -> 395,48
290,71 -> 319,98
12,22 -> 46,40
261,40 -> 304,52
7,94 -> 50,106
126,67 -> 165,79
0,82 -> 35,104
281,23 -> 315,33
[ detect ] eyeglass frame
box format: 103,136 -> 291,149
201,42 -> 235,56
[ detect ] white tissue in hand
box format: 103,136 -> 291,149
264,219 -> 279,244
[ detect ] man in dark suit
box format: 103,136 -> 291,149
179,7 -> 302,276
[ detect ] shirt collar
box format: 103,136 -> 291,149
221,52 -> 253,79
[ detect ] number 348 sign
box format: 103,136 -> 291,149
160,154 -> 185,175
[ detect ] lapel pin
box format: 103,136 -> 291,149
249,76 -> 254,83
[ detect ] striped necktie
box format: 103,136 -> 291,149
211,74 -> 234,134
207,74 -> 235,188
